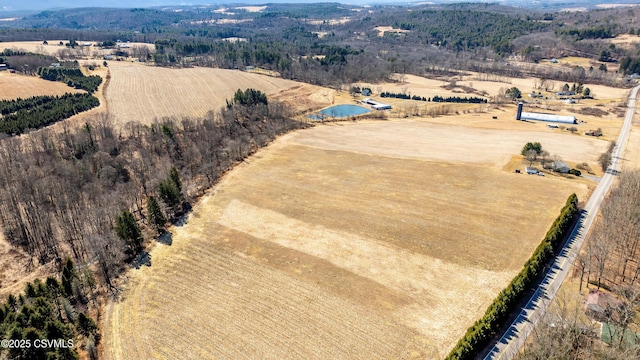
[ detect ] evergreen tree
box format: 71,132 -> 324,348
61,258 -> 76,298
159,168 -> 183,214
76,312 -> 98,337
169,167 -> 182,194
521,142 -> 542,156
505,87 -> 522,100
115,210 -> 143,256
147,196 -> 167,234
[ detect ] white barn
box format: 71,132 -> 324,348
519,112 -> 576,124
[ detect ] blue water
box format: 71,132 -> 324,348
308,104 -> 371,120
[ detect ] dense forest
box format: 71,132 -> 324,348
0,90 -> 305,290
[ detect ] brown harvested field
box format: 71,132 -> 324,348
0,71 -> 82,100
289,120 -> 610,165
105,62 -> 333,124
374,26 -> 411,36
104,119 -> 589,359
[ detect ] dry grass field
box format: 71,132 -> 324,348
609,34 -> 640,48
0,40 -> 154,57
374,26 -> 411,37
374,72 -> 628,101
0,71 -> 82,100
105,62 -> 333,124
104,119 -> 589,359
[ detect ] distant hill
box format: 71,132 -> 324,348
1,0 -> 639,13
0,1 -> 187,11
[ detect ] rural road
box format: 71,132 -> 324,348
483,83 -> 640,360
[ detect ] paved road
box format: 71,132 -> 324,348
483,83 -> 640,360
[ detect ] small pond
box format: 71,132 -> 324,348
308,104 -> 371,120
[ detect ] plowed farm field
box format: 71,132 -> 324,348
104,119 -> 590,359
105,62 -> 333,124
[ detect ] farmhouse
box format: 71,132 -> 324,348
525,166 -> 538,174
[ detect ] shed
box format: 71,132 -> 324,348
552,160 -> 570,173
362,88 -> 371,96
372,103 -> 392,110
525,166 -> 538,174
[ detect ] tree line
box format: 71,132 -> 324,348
519,171 -> 640,359
619,57 -> 640,76
432,95 -> 488,103
576,170 -> 640,291
0,90 -> 305,293
447,194 -> 579,360
556,27 -> 614,40
0,93 -> 99,135
36,67 -> 102,94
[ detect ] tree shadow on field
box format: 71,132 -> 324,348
157,231 -> 173,246
133,251 -> 152,269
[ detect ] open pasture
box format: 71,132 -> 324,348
104,119 -> 589,359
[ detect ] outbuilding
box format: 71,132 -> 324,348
372,103 -> 392,110
525,166 -> 538,175
518,111 -> 577,124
